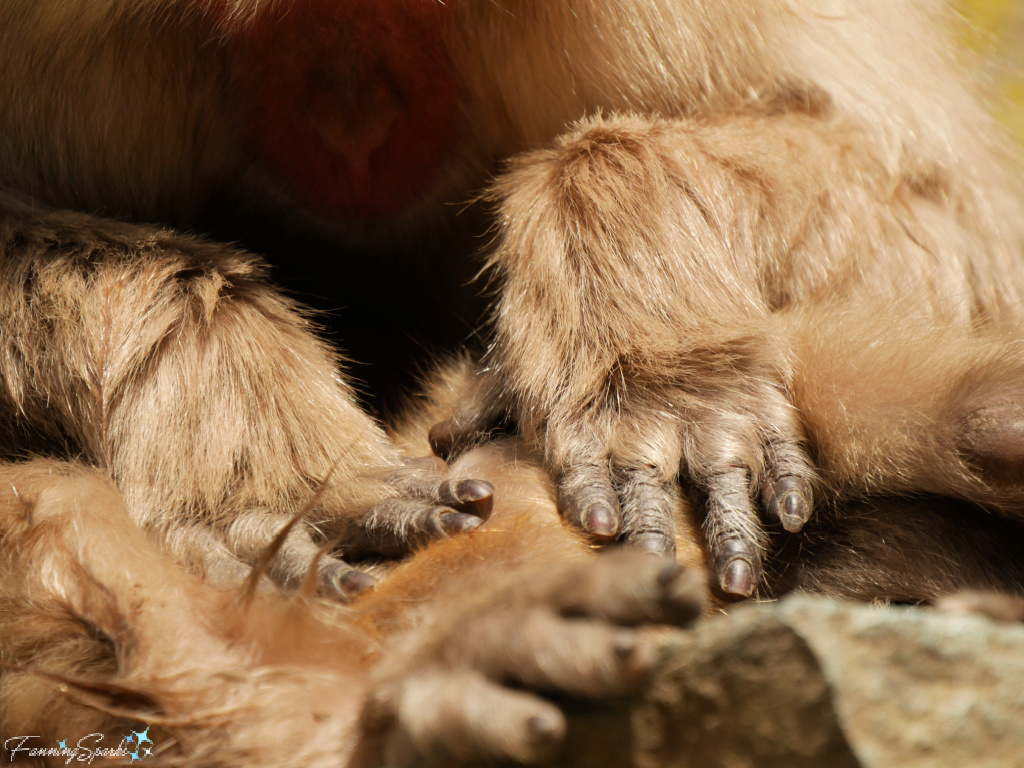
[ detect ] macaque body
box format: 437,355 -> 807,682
1,0 -> 1024,763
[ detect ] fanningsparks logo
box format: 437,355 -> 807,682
4,726 -> 153,763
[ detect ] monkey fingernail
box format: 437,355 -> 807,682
428,419 -> 467,461
781,488 -> 811,532
319,565 -> 376,599
764,477 -> 812,532
455,479 -> 495,519
720,559 -> 754,597
628,531 -> 675,556
779,490 -> 809,532
439,478 -> 494,519
582,505 -> 619,539
455,479 -> 493,501
439,511 -> 484,535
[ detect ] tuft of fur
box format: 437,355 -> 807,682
2,0 -> 1024,764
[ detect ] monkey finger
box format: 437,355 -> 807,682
429,414 -> 494,462
343,500 -> 488,557
555,549 -> 704,628
761,473 -> 814,532
556,464 -> 622,541
702,466 -> 765,599
438,478 -> 495,521
758,423 -> 815,532
317,558 -> 377,600
382,670 -> 566,766
614,466 -> 679,556
334,464 -> 495,557
385,462 -> 495,520
474,609 -> 665,697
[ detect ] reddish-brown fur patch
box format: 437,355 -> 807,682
211,0 -> 460,218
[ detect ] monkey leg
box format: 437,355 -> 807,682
0,198 -> 493,597
788,299 -> 1024,514
474,112 -> 891,598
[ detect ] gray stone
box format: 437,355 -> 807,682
556,596 -> 1024,767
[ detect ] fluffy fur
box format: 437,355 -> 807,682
1,0 -> 1024,764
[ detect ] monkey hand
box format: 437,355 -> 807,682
430,352 -> 813,600
433,115 -> 820,599
355,550 -> 704,767
296,456 -> 493,599
322,456 -> 494,558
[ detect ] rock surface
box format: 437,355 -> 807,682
556,596 -> 1024,768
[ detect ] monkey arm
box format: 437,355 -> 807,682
471,96 -> 1024,600
467,111 -> 906,599
0,192 -> 493,597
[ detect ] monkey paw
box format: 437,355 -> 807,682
430,358 -> 815,600
358,550 -> 704,766
313,457 -> 494,588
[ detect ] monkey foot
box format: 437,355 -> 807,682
357,550 -> 704,766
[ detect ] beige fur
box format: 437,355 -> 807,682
0,452 -> 702,765
1,0 -> 1024,764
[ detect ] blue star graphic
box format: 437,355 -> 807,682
129,750 -> 140,762
125,734 -> 134,744
58,740 -> 66,749
133,727 -> 153,748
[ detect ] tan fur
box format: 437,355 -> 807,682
1,0 -> 1024,764
0,451 -> 705,765
462,0 -> 1024,592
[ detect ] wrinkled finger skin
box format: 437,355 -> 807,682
360,549 -> 704,766
318,461 -> 496,561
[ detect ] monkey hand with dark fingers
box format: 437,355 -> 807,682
354,550 -> 705,767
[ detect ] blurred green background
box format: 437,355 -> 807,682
958,0 -> 1024,140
